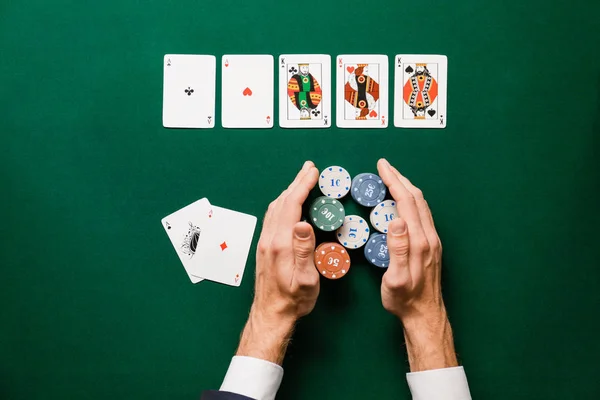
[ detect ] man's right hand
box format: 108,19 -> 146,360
236,161 -> 320,366
377,158 -> 459,372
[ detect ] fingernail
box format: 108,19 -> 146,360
302,161 -> 311,169
391,220 -> 407,236
381,158 -> 391,169
295,227 -> 311,239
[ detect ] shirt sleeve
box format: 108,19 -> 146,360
219,356 -> 284,400
406,366 -> 472,400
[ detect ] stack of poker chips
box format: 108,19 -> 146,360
309,166 -> 395,280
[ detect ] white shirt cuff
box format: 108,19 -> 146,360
220,356 -> 283,400
407,366 -> 472,400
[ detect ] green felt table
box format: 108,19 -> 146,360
2,0 -> 600,399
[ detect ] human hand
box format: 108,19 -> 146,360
377,158 -> 458,371
236,161 -> 320,364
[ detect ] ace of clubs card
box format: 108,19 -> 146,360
278,54 -> 331,128
394,54 -> 447,128
221,55 -> 274,128
162,54 -> 216,129
336,54 -> 388,128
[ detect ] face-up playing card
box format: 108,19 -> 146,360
188,206 -> 257,287
221,55 -> 274,128
161,198 -> 214,283
394,55 -> 447,128
336,55 -> 388,128
162,55 -> 216,129
278,54 -> 331,128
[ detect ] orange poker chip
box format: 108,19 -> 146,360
314,242 -> 351,280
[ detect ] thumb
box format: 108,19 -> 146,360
292,222 -> 316,272
386,217 -> 411,282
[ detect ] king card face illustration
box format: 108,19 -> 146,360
279,54 -> 331,128
336,55 -> 388,128
394,55 -> 447,128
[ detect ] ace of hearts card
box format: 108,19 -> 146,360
336,54 -> 388,128
221,55 -> 274,129
278,54 -> 331,128
394,54 -> 447,128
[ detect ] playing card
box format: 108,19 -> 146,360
221,55 -> 274,128
188,206 -> 257,287
394,55 -> 447,128
336,55 -> 388,128
278,54 -> 331,128
162,54 -> 216,129
160,198 -> 214,283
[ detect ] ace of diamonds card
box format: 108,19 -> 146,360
394,54 -> 447,128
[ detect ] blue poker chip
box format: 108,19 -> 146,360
364,233 -> 389,268
351,173 -> 387,207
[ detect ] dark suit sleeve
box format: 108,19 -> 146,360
201,390 -> 255,400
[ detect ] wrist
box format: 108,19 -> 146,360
236,307 -> 296,365
401,308 -> 458,372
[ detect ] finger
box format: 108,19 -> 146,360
281,161 -> 315,198
266,161 -> 314,235
388,165 -> 440,246
292,222 -> 317,275
384,217 -> 412,287
259,200 -> 277,243
277,166 -> 319,225
376,159 -> 426,240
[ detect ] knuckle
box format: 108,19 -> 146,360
300,274 -> 319,288
413,237 -> 430,253
429,237 -> 440,252
383,274 -> 408,291
382,302 -> 397,314
412,187 -> 424,199
257,240 -> 270,254
311,275 -> 320,286
423,199 -> 431,212
271,239 -> 287,254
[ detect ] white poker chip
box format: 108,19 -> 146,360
336,215 -> 370,249
319,166 -> 351,199
370,200 -> 398,233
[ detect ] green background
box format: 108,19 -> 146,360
1,0 -> 599,398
